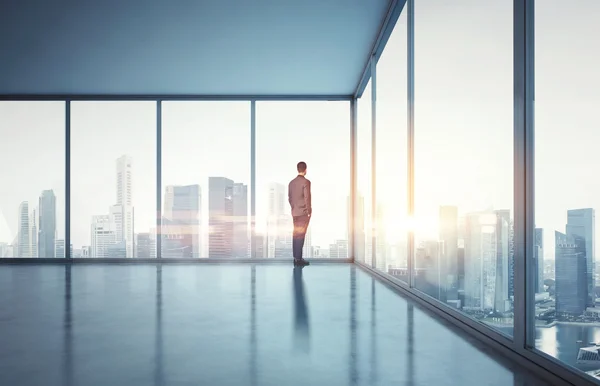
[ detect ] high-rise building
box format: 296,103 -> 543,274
508,220 -> 515,299
55,239 -> 65,258
494,210 -> 511,313
414,240 -> 441,298
329,239 -> 348,259
464,212 -> 498,311
91,215 -> 117,258
254,233 -> 266,258
534,228 -> 544,293
54,239 -> 72,258
457,244 -> 466,308
566,208 -> 595,307
267,183 -> 287,258
233,183 -> 249,258
375,204 -> 386,271
163,185 -> 201,258
136,232 -> 155,258
302,226 -> 312,258
38,190 -> 56,258
0,242 -> 9,257
439,206 -> 459,302
209,177 -> 234,258
347,194 -> 365,261
17,202 -> 30,257
555,231 -> 587,315
115,155 -> 134,257
29,208 -> 38,258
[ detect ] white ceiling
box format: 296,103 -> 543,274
0,0 -> 393,96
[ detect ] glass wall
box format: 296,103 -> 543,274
375,10 -> 408,280
0,102 -> 65,257
533,0 -> 600,380
161,102 -> 250,258
255,101 -> 349,259
70,102 -> 156,258
357,81 -> 373,265
413,1 -> 514,335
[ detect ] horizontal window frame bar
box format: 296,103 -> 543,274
0,94 -> 353,102
0,258 -> 353,265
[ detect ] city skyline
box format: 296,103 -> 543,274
2,173 -> 598,264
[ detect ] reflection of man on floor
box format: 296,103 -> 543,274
293,266 -> 310,353
288,161 -> 311,266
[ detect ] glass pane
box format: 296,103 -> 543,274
0,102 -> 65,257
357,81 -> 373,265
376,10 -> 408,280
256,101 -> 349,259
71,102 -> 157,258
161,101 -> 250,258
534,1 -> 600,380
414,1 -> 514,336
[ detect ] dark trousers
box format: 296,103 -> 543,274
292,215 -> 310,260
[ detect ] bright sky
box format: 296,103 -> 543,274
1,1 -> 600,260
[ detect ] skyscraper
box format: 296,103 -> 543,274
508,220 -> 515,299
233,183 -> 249,258
494,210 -> 510,313
534,228 -> 544,293
347,194 -> 365,261
439,206 -> 459,302
566,208 -> 595,307
267,183 -> 287,258
29,208 -> 38,258
91,215 -> 116,258
17,202 -> 30,257
555,231 -> 587,315
163,185 -> 201,258
115,155 -> 134,257
464,212 -> 497,311
54,239 -> 72,258
55,239 -> 65,258
209,177 -> 234,258
136,233 -> 155,258
38,190 -> 56,257
375,203 -> 386,271
329,239 -> 348,259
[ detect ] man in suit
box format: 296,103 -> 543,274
288,161 -> 311,266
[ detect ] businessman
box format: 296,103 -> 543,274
288,161 -> 311,266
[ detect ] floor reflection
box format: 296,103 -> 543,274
293,266 -> 310,354
349,266 -> 358,385
154,265 -> 164,386
250,265 -> 257,386
62,265 -> 73,386
369,278 -> 378,385
0,264 -> 555,386
407,302 -> 414,386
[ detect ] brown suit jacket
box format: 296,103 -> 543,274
288,175 -> 312,217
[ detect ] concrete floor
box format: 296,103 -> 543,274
0,264 -> 550,386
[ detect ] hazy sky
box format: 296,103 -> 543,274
1,0 -> 600,259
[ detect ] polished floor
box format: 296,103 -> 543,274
0,264 -> 550,386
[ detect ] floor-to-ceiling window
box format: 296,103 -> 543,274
533,0 -> 600,381
375,9 -> 408,281
357,81 -> 373,265
70,102 -> 156,258
0,101 -> 65,257
255,101 -> 349,259
413,0 -> 514,335
161,102 -> 250,258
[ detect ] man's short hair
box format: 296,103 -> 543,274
297,161 -> 307,173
